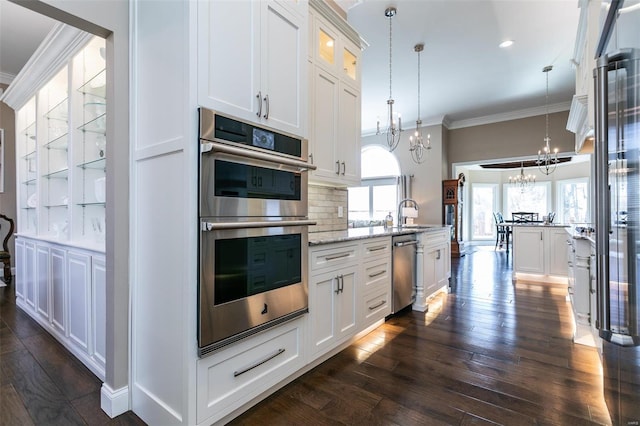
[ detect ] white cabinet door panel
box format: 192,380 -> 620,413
337,84 -> 360,185
51,247 -> 67,334
36,245 -> 50,320
91,255 -> 107,368
67,252 -> 91,353
24,241 -> 36,309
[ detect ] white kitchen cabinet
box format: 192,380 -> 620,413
513,225 -> 569,282
50,247 -> 67,335
36,244 -> 50,321
309,264 -> 357,358
14,236 -> 106,380
68,251 -> 91,354
8,31 -> 106,248
197,0 -> 307,137
196,317 -> 305,424
308,2 -> 362,186
360,238 -> 392,327
91,255 -> 107,370
513,227 -> 545,274
414,229 -> 451,311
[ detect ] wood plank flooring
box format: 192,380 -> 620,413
0,246 -> 614,425
0,283 -> 145,425
231,247 -> 612,425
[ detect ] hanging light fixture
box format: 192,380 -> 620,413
409,43 -> 431,164
509,161 -> 536,192
378,6 -> 402,151
537,65 -> 559,175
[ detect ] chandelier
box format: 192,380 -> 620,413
537,65 -> 559,175
379,6 -> 402,151
409,43 -> 431,164
509,161 -> 536,192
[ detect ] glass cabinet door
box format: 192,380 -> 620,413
17,98 -> 37,234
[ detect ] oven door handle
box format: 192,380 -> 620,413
202,220 -> 316,231
201,141 -> 317,171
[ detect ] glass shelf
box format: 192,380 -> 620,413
23,178 -> 36,185
22,206 -> 37,211
23,150 -> 36,160
78,113 -> 106,134
22,122 -> 36,139
77,157 -> 106,170
77,201 -> 106,207
78,69 -> 106,98
44,98 -> 69,121
42,168 -> 69,179
44,203 -> 69,208
44,133 -> 69,150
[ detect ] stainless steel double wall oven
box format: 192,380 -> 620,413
198,108 -> 315,356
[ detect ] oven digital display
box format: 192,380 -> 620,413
252,128 -> 275,151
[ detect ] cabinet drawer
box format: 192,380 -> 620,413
361,288 -> 391,327
310,243 -> 358,272
362,238 -> 391,260
197,319 -> 304,424
362,258 -> 391,294
419,230 -> 449,248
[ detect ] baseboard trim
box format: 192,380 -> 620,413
101,384 -> 129,418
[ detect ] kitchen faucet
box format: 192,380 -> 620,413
397,198 -> 419,227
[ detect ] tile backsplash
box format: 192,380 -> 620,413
308,184 -> 348,233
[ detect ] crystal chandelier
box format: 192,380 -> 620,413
379,6 -> 402,151
537,65 -> 559,175
409,43 -> 431,164
509,161 -> 536,192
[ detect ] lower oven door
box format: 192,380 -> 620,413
198,218 -> 313,356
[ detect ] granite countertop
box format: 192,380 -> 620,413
510,223 -> 570,228
309,225 -> 449,246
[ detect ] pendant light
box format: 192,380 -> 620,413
409,43 -> 430,164
537,65 -> 559,175
509,161 -> 536,192
379,6 -> 402,151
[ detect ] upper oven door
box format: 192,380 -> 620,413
200,143 -> 309,218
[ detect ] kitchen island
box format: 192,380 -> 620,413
512,223 -> 570,284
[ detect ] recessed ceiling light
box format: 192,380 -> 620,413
499,40 -> 514,48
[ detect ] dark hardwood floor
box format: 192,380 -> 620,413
0,281 -> 145,425
232,246 -> 612,425
1,246 -> 613,425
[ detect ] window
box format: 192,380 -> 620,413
472,184 -> 498,240
557,178 -> 589,224
348,146 -> 400,226
503,182 -> 550,220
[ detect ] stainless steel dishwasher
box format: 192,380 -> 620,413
392,233 -> 417,313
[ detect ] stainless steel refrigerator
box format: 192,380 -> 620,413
594,48 -> 640,425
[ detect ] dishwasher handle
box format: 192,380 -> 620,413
394,240 -> 418,248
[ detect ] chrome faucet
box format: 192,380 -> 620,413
397,198 -> 419,227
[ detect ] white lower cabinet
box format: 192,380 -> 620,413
308,237 -> 391,360
309,263 -> 358,357
513,226 -> 569,282
196,317 -> 305,425
415,229 -> 451,311
14,236 -> 106,380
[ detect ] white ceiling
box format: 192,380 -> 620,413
337,0 -> 585,133
0,0 -> 56,85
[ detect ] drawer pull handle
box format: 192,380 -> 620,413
233,348 -> 286,377
368,246 -> 386,252
369,300 -> 386,310
368,270 -> 386,278
325,253 -> 350,261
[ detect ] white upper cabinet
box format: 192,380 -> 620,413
198,0 -> 307,137
308,2 -> 362,186
6,27 -> 106,251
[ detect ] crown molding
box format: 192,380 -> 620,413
447,101 -> 572,130
0,72 -> 15,86
310,0 -> 362,48
0,23 -> 92,110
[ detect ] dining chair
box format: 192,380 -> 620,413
493,212 -> 507,250
0,214 -> 15,283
